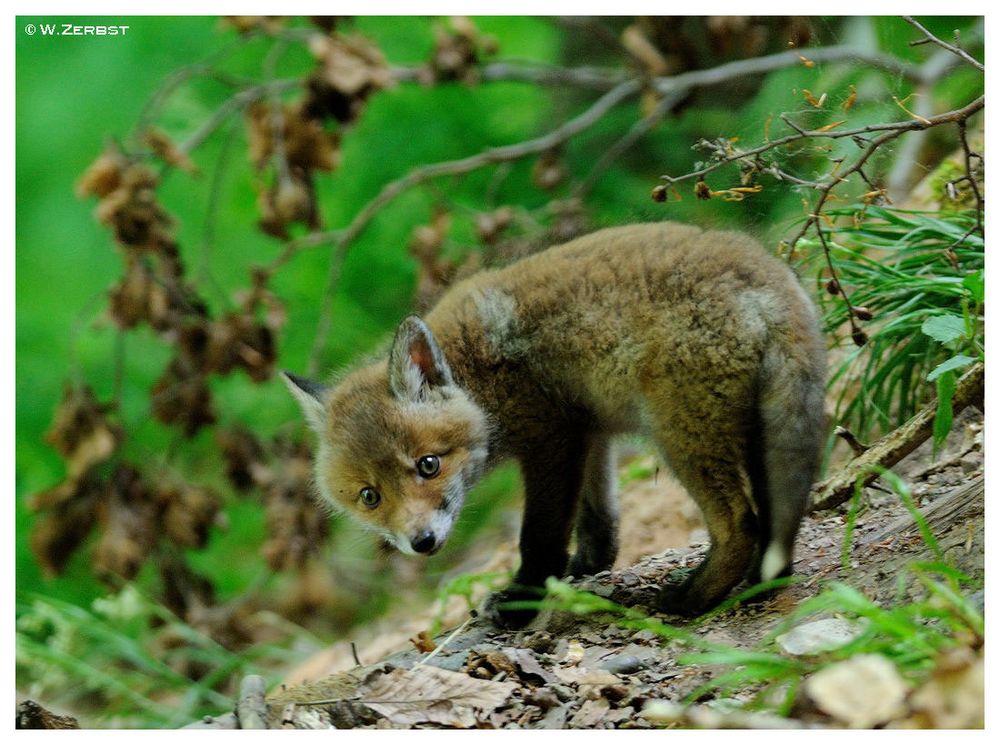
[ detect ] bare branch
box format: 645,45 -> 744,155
902,16 -> 984,73
177,79 -> 300,156
654,44 -> 924,95
661,95 -> 984,191
301,78 -> 641,371
810,362 -> 984,512
573,89 -> 687,200
956,119 -> 984,238
391,61 -> 625,91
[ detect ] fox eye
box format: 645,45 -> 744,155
359,487 -> 381,509
416,454 -> 441,479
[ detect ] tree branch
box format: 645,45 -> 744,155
809,362 -> 984,512
302,78 -> 641,371
902,16 -> 984,73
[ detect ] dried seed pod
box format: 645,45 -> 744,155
825,278 -> 841,295
851,329 -> 869,347
852,306 -> 874,321
93,465 -> 158,580
76,144 -> 128,199
651,184 -> 669,203
532,151 -> 565,191
694,180 -> 711,200
151,359 -> 216,437
217,427 -> 271,492
475,207 -> 513,245
262,437 -> 327,571
158,483 -> 222,549
44,383 -> 122,481
143,127 -> 200,175
304,32 -> 393,124
30,489 -> 100,577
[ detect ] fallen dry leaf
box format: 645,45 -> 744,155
358,666 -> 516,728
895,647 -> 983,728
568,698 -> 610,728
410,631 -> 436,654
553,666 -> 620,687
806,654 -> 909,728
503,647 -> 559,685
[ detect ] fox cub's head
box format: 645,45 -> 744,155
283,316 -> 489,556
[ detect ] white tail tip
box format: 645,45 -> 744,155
760,542 -> 789,582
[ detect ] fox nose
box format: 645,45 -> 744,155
410,531 -> 437,554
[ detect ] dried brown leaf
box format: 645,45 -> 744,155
93,465 -> 158,580
359,666 -> 516,728
44,384 -> 122,480
805,654 -> 908,728
143,127 -> 200,174
410,630 -> 437,654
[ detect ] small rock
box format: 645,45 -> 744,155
630,630 -> 659,644
523,688 -> 560,710
562,639 -> 585,665
523,631 -> 555,654
599,654 -> 644,675
569,698 -> 611,728
805,654 -> 909,728
960,451 -> 982,474
642,669 -> 681,683
551,684 -> 576,703
535,704 -> 569,729
776,617 -> 868,656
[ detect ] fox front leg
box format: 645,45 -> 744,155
483,435 -> 587,628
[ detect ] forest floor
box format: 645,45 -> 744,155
185,409 -> 983,730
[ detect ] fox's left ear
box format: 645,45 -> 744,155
389,315 -> 454,401
282,371 -> 329,433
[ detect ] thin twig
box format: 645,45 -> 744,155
411,616 -> 474,670
956,119 -> 984,238
902,16 -> 984,73
653,44 -> 924,95
886,19 -> 983,197
177,79 -> 300,156
197,118 -> 240,306
661,95 -> 984,190
573,90 -> 687,200
129,32 -> 259,150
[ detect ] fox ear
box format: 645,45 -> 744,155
388,315 -> 454,401
282,371 -> 328,432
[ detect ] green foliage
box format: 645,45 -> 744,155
16,585 -> 317,728
15,16 -> 984,726
429,571 -> 511,637
808,206 -> 983,439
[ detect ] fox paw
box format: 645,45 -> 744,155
656,570 -> 715,618
481,586 -> 544,629
566,552 -> 614,578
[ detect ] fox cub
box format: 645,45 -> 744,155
284,222 -> 826,626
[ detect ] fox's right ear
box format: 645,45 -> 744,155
282,371 -> 328,433
389,315 -> 454,401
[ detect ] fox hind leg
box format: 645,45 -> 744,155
567,434 -> 619,577
654,432 -> 759,616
